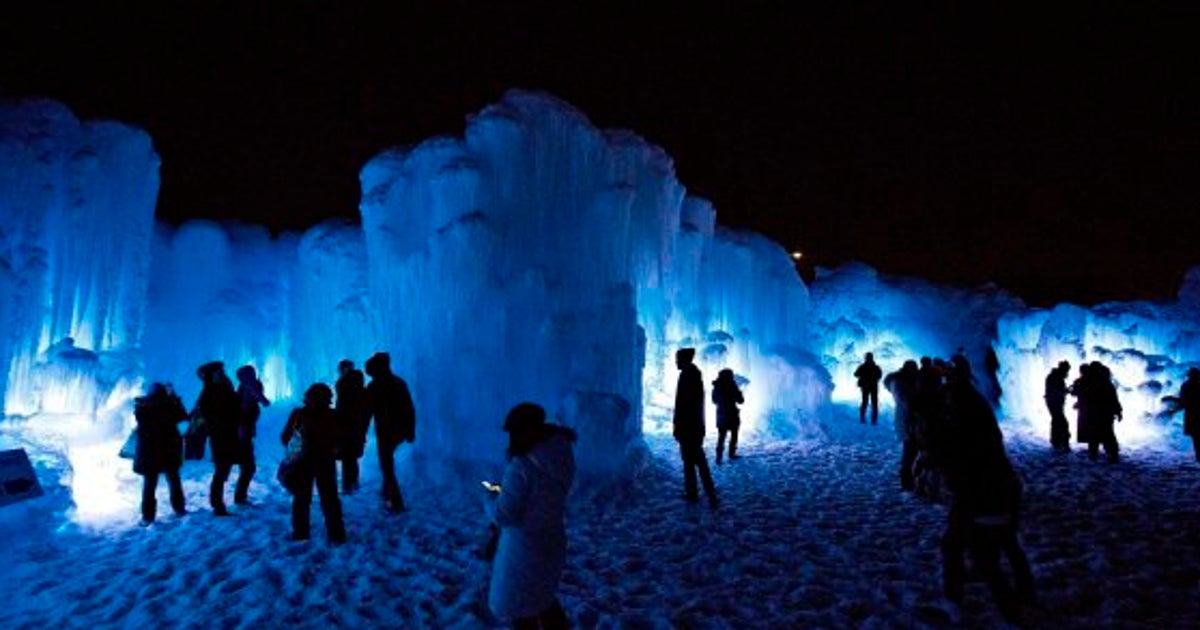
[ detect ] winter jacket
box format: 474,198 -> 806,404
711,379 -> 744,430
197,379 -> 243,462
236,378 -> 269,438
1044,371 -> 1068,409
940,379 -> 1020,518
1073,374 -> 1122,444
336,369 -> 370,458
281,406 -> 341,461
366,373 -> 416,446
134,390 -> 188,475
884,368 -> 920,441
1179,378 -> 1200,437
855,361 -> 882,390
487,428 -> 575,620
673,364 -> 705,442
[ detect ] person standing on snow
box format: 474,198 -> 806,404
335,359 -> 370,494
1044,361 -> 1071,452
485,403 -> 576,630
134,382 -> 190,524
233,364 -> 270,505
884,360 -> 921,491
854,352 -> 883,424
281,383 -> 347,543
1162,367 -> 1200,462
365,352 -> 416,513
674,348 -> 718,507
196,361 -> 244,516
711,368 -> 744,464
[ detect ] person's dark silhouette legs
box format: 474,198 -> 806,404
341,457 -> 360,493
869,389 -> 879,424
728,426 -> 739,459
1192,436 -> 1200,462
1049,406 -> 1070,450
1087,442 -> 1099,461
510,599 -> 568,629
291,462 -> 315,540
860,390 -> 869,423
234,450 -> 256,504
314,459 -> 346,542
972,525 -> 1022,624
941,518 -> 967,604
141,471 -> 160,522
211,461 -> 234,514
378,439 -> 405,511
1104,434 -> 1120,462
681,442 -> 699,500
899,439 -> 918,491
715,429 -> 727,464
1000,527 -> 1036,604
165,469 -> 186,515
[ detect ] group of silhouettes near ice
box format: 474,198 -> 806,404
132,351 -> 576,628
131,352 -> 414,543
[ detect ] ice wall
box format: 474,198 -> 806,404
361,90 -> 827,473
0,100 -> 158,416
143,221 -> 296,405
995,284 -> 1200,447
808,263 -> 1024,407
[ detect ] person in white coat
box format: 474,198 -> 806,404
486,402 -> 576,629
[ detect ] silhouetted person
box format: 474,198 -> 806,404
673,348 -> 717,507
984,347 -> 1002,406
1044,361 -> 1071,452
196,361 -> 244,516
335,359 -> 370,494
885,360 -> 920,491
281,383 -> 346,543
711,368 -> 744,464
937,357 -> 1036,624
854,352 -> 883,424
486,403 -> 576,630
1163,367 -> 1200,462
134,382 -> 189,524
233,365 -> 270,505
1071,362 -> 1122,462
365,352 -> 416,513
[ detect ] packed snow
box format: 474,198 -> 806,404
2,405 -> 1199,628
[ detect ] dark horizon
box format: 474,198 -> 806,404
2,3 -> 1197,308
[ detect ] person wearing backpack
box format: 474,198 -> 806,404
280,383 -> 346,543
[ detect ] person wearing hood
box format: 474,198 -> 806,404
674,348 -> 718,507
195,361 -> 244,516
711,368 -> 744,464
486,402 -> 576,630
936,357 -> 1036,625
365,352 -> 416,513
233,365 -> 271,505
335,359 -> 370,494
134,382 -> 189,524
884,360 -> 920,491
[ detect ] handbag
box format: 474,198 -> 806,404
276,427 -> 306,494
118,429 -> 138,460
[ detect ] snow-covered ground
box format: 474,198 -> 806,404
2,407 -> 1199,629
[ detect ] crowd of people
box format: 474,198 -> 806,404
133,351 -> 415,540
130,342 -> 1200,628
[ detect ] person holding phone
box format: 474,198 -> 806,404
485,402 -> 576,629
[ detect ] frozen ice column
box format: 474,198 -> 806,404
0,99 -> 158,416
360,91 -> 649,476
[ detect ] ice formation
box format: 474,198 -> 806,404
808,262 -> 1024,407
3,92 -> 1198,527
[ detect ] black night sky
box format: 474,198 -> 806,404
2,3 -> 1197,307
